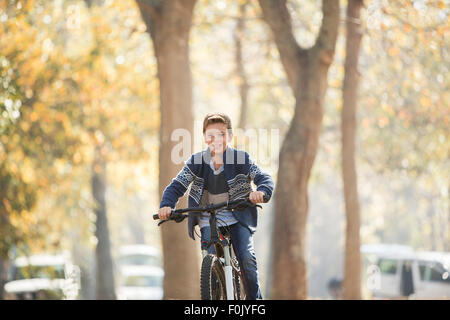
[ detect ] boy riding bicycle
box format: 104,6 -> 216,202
158,113 -> 275,299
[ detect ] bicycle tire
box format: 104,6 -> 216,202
200,254 -> 226,300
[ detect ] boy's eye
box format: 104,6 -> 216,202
207,133 -> 225,138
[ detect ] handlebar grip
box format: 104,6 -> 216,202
153,214 -> 159,220
263,194 -> 270,203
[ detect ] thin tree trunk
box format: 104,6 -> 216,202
92,144 -> 116,300
136,0 -> 200,299
83,0 -> 116,300
447,180 -> 450,252
259,0 -> 340,299
341,0 -> 363,300
0,258 -> 8,299
235,2 -> 250,130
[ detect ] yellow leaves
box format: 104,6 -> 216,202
420,95 -> 431,110
21,158 -> 35,184
29,111 -> 39,122
361,117 -> 371,129
377,116 -> 390,128
2,197 -> 12,212
55,112 -> 72,136
112,139 -> 121,149
128,112 -> 141,124
436,26 -> 445,37
37,176 -> 49,188
94,130 -> 105,144
54,159 -> 66,175
33,101 -> 45,115
9,209 -> 36,235
403,24 -> 412,33
388,46 -> 400,57
20,121 -> 31,132
119,132 -> 135,148
80,131 -> 91,144
381,103 -> 395,116
398,110 -> 408,121
73,151 -> 82,164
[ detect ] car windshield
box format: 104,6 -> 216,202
118,254 -> 160,267
14,265 -> 65,280
122,275 -> 163,287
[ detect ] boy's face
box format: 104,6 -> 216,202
204,122 -> 232,155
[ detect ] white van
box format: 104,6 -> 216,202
4,252 -> 81,300
362,244 -> 450,299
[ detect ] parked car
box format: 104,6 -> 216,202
4,252 -> 81,300
116,245 -> 162,269
362,244 -> 450,299
116,265 -> 164,300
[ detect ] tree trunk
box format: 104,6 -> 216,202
258,0 -> 340,299
447,180 -> 450,252
92,144 -> 116,300
82,0 -> 116,300
136,0 -> 200,299
0,258 -> 9,299
341,0 -> 363,300
235,2 -> 250,130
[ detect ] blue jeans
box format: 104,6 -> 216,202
200,223 -> 262,300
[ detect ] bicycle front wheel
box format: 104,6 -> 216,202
200,254 -> 226,300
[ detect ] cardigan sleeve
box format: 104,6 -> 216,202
159,156 -> 196,209
247,153 -> 275,201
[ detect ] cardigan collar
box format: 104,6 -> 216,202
201,145 -> 235,184
202,145 -> 234,165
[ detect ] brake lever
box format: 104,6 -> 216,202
173,212 -> 186,223
157,220 -> 168,227
157,212 -> 185,226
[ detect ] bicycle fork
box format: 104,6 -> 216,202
201,244 -> 234,300
204,213 -> 235,300
223,243 -> 234,300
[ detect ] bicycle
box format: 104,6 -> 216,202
153,195 -> 268,300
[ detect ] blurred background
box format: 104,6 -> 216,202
0,0 -> 448,300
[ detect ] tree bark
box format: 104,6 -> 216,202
447,180 -> 450,252
92,144 -> 116,300
0,258 -> 9,299
259,0 -> 340,299
341,0 -> 363,300
235,2 -> 250,130
83,0 -> 117,300
136,0 -> 200,299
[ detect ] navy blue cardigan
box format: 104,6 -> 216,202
159,146 -> 275,240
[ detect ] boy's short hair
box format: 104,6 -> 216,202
202,113 -> 233,134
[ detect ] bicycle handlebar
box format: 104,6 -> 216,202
153,194 -> 269,222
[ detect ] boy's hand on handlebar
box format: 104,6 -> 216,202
249,191 -> 265,204
158,206 -> 172,220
